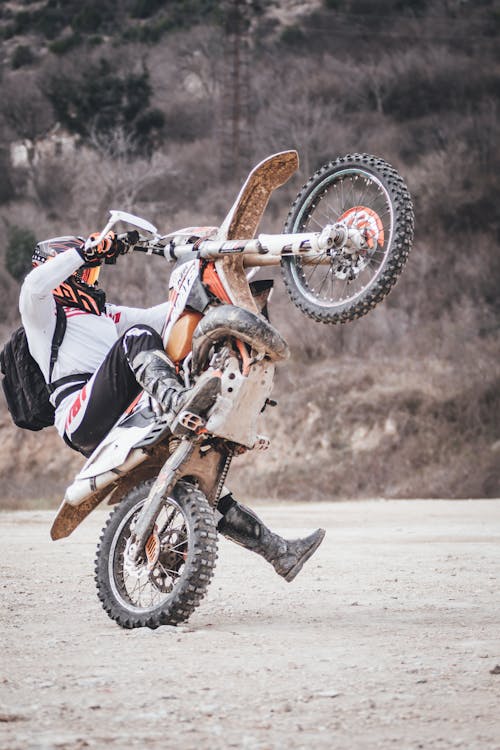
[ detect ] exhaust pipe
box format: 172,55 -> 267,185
191,305 -> 289,374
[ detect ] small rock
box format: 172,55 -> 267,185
489,664 -> 500,675
314,690 -> 341,698
75,677 -> 107,687
0,710 -> 26,723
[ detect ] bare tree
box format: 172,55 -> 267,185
176,26 -> 223,100
251,55 -> 345,176
0,77 -> 54,165
70,126 -> 174,226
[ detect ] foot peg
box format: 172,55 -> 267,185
177,411 -> 206,432
171,372 -> 221,434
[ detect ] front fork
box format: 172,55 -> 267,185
127,439 -> 194,564
127,436 -> 232,564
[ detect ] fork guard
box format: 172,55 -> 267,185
191,304 -> 289,375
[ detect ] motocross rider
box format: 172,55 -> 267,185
20,232 -> 325,582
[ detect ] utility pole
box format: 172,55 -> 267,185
220,0 -> 257,179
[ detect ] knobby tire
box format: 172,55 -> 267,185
281,153 -> 414,324
94,480 -> 218,629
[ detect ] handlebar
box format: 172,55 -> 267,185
114,223 -> 354,267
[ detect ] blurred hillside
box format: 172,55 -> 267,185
0,0 -> 499,505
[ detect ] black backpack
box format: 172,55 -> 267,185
0,305 -> 66,431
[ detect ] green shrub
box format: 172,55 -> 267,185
11,44 -> 35,69
48,33 -> 82,55
5,226 -> 36,281
2,24 -> 16,40
45,59 -> 164,155
12,10 -> 32,34
385,65 -> 499,121
34,6 -> 67,39
88,34 -> 103,46
280,25 -> 306,46
161,100 -> 213,143
71,3 -> 108,34
133,108 -> 165,154
131,0 -> 166,20
0,150 -> 15,205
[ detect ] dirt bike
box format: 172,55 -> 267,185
50,151 -> 414,629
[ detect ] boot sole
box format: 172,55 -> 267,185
181,376 -> 221,416
171,376 -> 222,434
283,528 -> 326,582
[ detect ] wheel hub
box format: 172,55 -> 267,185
338,205 -> 385,252
331,205 -> 385,280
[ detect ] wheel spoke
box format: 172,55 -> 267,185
160,564 -> 182,579
308,213 -> 325,230
316,198 -> 341,224
303,255 -> 328,286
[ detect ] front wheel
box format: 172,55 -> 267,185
281,153 -> 414,324
95,480 -> 218,629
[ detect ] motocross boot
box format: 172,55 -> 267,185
217,494 -> 326,582
131,349 -> 220,425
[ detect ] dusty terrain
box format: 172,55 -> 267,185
1,499 -> 499,750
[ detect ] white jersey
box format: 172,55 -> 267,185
19,248 -> 170,437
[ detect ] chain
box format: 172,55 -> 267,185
215,451 -> 234,502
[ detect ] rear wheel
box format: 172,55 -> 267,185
95,480 -> 217,629
281,153 -> 414,324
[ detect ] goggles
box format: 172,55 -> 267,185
78,266 -> 101,286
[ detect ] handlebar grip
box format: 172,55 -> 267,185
115,231 -> 168,258
116,230 -> 140,245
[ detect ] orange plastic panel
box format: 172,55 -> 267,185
166,311 -> 203,363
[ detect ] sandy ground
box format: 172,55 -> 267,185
1,499 -> 499,750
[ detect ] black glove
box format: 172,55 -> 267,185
78,231 -> 119,267
104,231 -> 138,264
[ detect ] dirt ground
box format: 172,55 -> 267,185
1,499 -> 499,750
